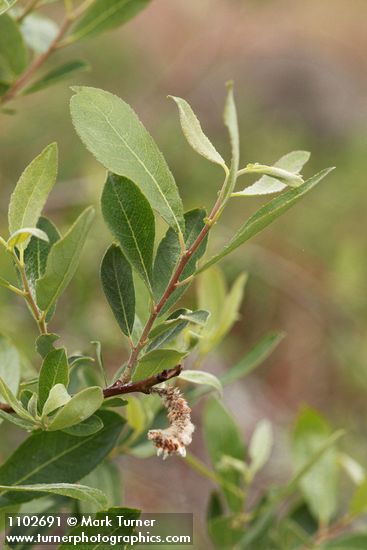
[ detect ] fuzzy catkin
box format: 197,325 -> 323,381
148,386 -> 195,459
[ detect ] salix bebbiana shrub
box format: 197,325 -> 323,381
2,7 -> 367,546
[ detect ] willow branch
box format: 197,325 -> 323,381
0,365 -> 183,415
103,365 -> 182,398
121,176 -> 227,383
1,1 -> 92,106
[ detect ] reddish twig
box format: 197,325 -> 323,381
121,185 -> 224,383
0,365 -> 183,415
103,365 -> 182,398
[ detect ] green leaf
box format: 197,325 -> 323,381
42,384 -> 71,417
47,387 -> 104,431
62,414 -> 104,437
291,407 -> 339,525
198,168 -> 334,274
198,268 -> 247,355
0,377 -> 33,421
126,395 -> 146,434
0,483 -> 107,509
0,409 -> 34,430
69,0 -> 151,41
248,419 -> 273,476
153,208 -> 207,313
79,461 -> 121,513
20,13 -> 58,54
91,341 -> 107,386
0,14 -> 27,82
222,82 -> 240,203
203,397 -> 245,512
234,151 -> 311,196
0,335 -> 21,398
338,452 -> 365,485
36,206 -> 95,313
38,348 -> 69,412
220,332 -> 285,385
0,410 -> 124,507
180,370 -> 222,395
147,309 -> 209,351
350,479 -> 367,516
0,0 -> 17,15
101,174 -> 155,287
59,507 -> 141,550
7,227 -> 49,250
25,60 -> 90,95
133,349 -> 186,382
101,244 -> 135,337
70,87 -> 184,235
35,333 -> 59,359
149,309 -> 209,339
169,96 -> 226,168
208,516 -> 244,548
197,266 -> 226,331
27,392 -> 39,418
25,217 -> 60,288
8,143 -> 58,236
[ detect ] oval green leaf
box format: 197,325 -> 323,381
70,87 -> 184,235
169,96 -> 225,168
47,386 -> 104,431
8,143 -> 58,236
101,174 -> 155,287
36,206 -> 95,314
101,244 -> 135,337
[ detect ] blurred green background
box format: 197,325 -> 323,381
1,0 -> 367,543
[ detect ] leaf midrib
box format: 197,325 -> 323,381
111,250 -> 132,336
38,213 -> 90,311
0,430 -> 105,492
94,102 -> 182,234
110,179 -> 151,286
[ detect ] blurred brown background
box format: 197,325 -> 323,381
1,0 -> 367,546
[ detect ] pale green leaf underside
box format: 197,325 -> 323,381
8,143 -> 58,235
180,370 -> 223,395
70,87 -> 184,235
0,377 -> 33,421
170,96 -> 226,168
47,386 -> 104,431
36,206 -> 94,313
20,13 -> 58,54
248,419 -> 273,475
42,384 -> 71,417
7,227 -> 49,250
236,150 -> 311,196
222,82 -> 240,202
